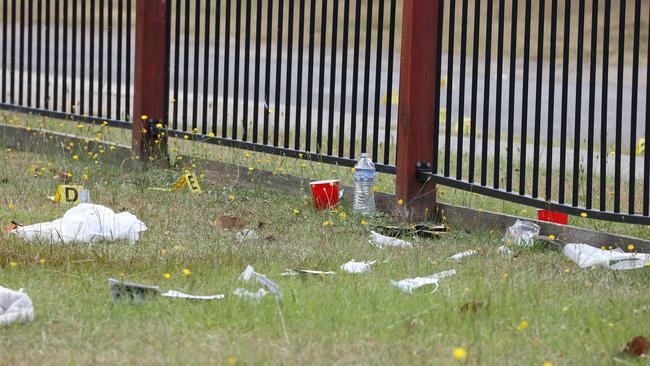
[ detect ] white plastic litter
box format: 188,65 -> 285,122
390,269 -> 457,294
369,231 -> 413,248
448,250 -> 478,262
236,229 -> 259,242
233,288 -> 269,301
239,265 -> 282,299
0,287 -> 34,326
340,260 -> 376,274
563,243 -> 650,270
497,245 -> 514,256
503,220 -> 540,247
12,203 -> 147,244
161,290 -> 225,301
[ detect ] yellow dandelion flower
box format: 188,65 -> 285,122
608,322 -> 614,328
72,154 -> 79,160
183,135 -> 189,140
339,212 -> 348,219
162,273 -> 172,280
9,261 -> 17,267
562,306 -> 569,312
516,320 -> 528,332
182,268 -> 192,276
564,268 -> 571,273
372,186 -> 379,192
7,202 -> 14,209
628,244 -> 635,251
361,219 -> 368,225
601,246 -> 606,250
398,199 -> 404,206
543,362 -> 553,366
323,220 -> 334,227
208,132 -> 215,137
580,212 -> 588,218
228,195 -> 236,201
155,123 -> 163,128
140,115 -> 149,120
248,166 -> 254,172
82,174 -> 89,180
452,347 -> 467,360
292,209 -> 300,214
77,124 -> 84,129
548,234 -> 556,240
351,167 -> 356,173
38,258 -> 46,265
227,356 -> 238,365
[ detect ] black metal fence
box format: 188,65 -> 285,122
0,0 -> 135,128
425,0 -> 650,224
164,0 -> 400,174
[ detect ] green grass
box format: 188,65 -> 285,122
1,136 -> 650,364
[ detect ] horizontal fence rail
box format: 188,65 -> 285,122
0,0 -> 135,128
427,0 -> 650,224
163,0 -> 401,173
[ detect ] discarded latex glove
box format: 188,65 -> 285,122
448,250 -> 477,262
340,260 -> 376,274
369,231 -> 413,249
239,265 -> 282,299
236,229 -> 259,242
233,288 -> 269,301
161,290 -> 224,301
12,203 -> 147,244
390,269 -> 456,294
502,220 -> 540,247
563,243 -> 650,270
0,287 -> 34,326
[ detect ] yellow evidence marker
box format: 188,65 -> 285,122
48,185 -> 84,203
150,173 -> 202,193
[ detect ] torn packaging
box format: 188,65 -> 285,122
0,287 -> 34,326
563,244 -> 650,270
391,269 -> 457,294
239,265 -> 283,299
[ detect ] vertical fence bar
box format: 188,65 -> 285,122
126,0 -> 132,120
493,0 -> 504,188
72,0 -> 78,112
468,0 -> 480,183
252,0 -> 260,142
455,0 -> 467,180
273,0 -> 283,146
444,0 -> 455,177
263,0 -> 272,144
558,0 -> 570,203
480,1 -> 493,185
233,0 -> 241,139
532,0 -> 545,197
27,0 -> 33,106
116,0 -> 122,118
305,0 -> 315,151
613,0 -> 625,213
506,0 -> 518,192
571,0 -> 585,206
10,0 -> 15,104
545,0 -> 558,200
283,0 -> 293,148
644,2 -> 650,216
212,0 -> 222,136
371,0 -> 384,162
360,0 -> 371,154
182,0 -> 190,132
98,0 -> 104,114
327,0 -> 338,156
585,0 -> 598,209
37,0 -> 42,108
316,0 -> 328,153
242,0 -> 251,140
202,0 -> 211,135
132,0 -> 169,163
294,0 -> 305,149
106,0 -> 112,117
348,0 -> 360,158
599,0 -> 611,211
18,0 -> 24,105
172,0 -> 180,129
396,0 -> 439,220
1,0 -> 6,103
383,0 -> 396,165
338,0 -> 349,157
518,0 -> 530,195
62,0 -> 68,111
192,0 -> 201,132
87,0 -> 93,113
628,0 -> 640,214
47,0 -> 53,108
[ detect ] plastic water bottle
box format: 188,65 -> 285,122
353,153 -> 376,216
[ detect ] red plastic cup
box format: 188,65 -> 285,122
537,209 -> 568,225
310,179 -> 342,210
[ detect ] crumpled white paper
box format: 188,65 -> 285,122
161,290 -> 224,301
563,243 -> 650,270
0,287 -> 34,326
340,260 -> 376,274
448,250 -> 477,262
232,288 -> 269,301
12,203 -> 147,244
369,231 -> 413,248
497,245 -> 514,256
238,265 -> 282,299
390,269 -> 457,294
236,229 -> 259,242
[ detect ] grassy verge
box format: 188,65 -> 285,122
1,134 -> 650,364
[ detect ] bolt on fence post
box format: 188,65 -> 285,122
395,0 -> 440,222
132,0 -> 169,166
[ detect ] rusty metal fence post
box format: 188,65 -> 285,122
395,0 -> 441,221
132,0 -> 169,165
